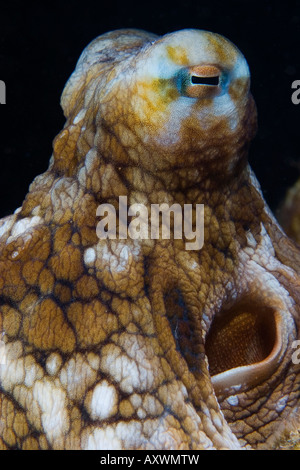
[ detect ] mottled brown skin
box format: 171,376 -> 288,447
278,179 -> 300,247
0,29 -> 299,450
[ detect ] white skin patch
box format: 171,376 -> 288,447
246,230 -> 257,249
100,345 -> 140,394
0,341 -> 25,392
102,244 -> 132,273
119,245 -> 129,262
85,148 -> 98,173
227,395 -> 239,406
46,353 -> 63,376
137,407 -> 146,419
117,333 -> 164,392
5,216 -> 42,244
211,409 -> 223,429
130,393 -> 142,408
146,414 -> 210,450
239,223 -> 298,301
100,334 -> 162,394
84,247 -> 96,266
143,394 -> 163,416
84,427 -> 122,450
24,360 -> 43,388
211,93 -> 236,121
96,241 -> 140,275
275,395 -> 289,413
188,258 -> 199,271
60,354 -> 97,401
78,166 -> 87,187
11,216 -> 42,238
33,379 -> 69,443
87,352 -> 101,371
83,421 -> 143,450
86,381 -> 118,420
0,215 -> 15,239
73,108 -> 86,125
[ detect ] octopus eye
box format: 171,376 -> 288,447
191,75 -> 219,86
177,64 -> 222,98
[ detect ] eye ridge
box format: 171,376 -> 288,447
191,75 -> 220,86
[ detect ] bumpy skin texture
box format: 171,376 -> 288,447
0,29 -> 299,450
278,179 -> 300,247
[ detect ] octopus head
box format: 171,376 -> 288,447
60,29 -> 257,179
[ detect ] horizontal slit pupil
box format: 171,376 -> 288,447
191,75 -> 219,86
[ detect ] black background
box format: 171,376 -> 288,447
0,0 -> 299,218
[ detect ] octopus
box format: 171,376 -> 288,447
0,28 -> 299,451
278,179 -> 300,247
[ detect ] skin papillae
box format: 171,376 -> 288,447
0,29 -> 299,450
279,179 -> 300,248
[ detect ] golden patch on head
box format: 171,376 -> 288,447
132,76 -> 180,118
228,77 -> 249,102
166,45 -> 189,66
151,78 -> 180,104
207,33 -> 238,67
